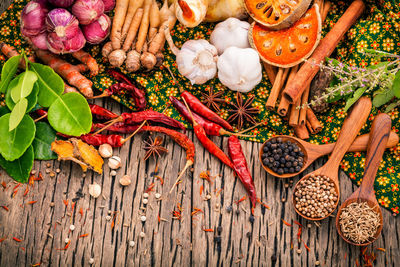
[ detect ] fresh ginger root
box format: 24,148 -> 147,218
102,41 -> 113,58
126,50 -> 141,72
108,49 -> 127,67
35,49 -> 94,98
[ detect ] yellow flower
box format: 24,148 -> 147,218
377,176 -> 390,186
166,87 -> 178,97
149,93 -> 159,105
356,40 -> 367,53
369,23 -> 380,34
100,77 -> 112,88
378,196 -> 390,208
382,38 -> 394,51
1,26 -> 10,36
270,115 -> 282,127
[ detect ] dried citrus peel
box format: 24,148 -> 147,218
249,4 -> 321,68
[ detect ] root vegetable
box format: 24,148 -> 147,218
148,28 -> 165,54
102,41 -> 113,57
140,52 -> 156,70
136,0 -> 152,53
155,51 -> 164,67
64,83 -> 79,93
122,8 -> 144,52
108,49 -> 127,67
126,50 -> 141,72
35,49 -> 93,97
149,0 -> 161,40
111,0 -> 130,50
71,50 -> 99,76
121,0 -> 145,40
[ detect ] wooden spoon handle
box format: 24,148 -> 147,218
359,113 -> 391,199
325,97 -> 372,171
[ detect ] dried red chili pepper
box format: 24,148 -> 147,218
281,219 -> 292,227
89,104 -> 118,120
228,136 -> 257,208
99,83 -> 146,110
120,110 -> 185,130
1,205 -> 9,211
35,109 -> 48,117
181,91 -> 233,131
13,237 -> 22,242
107,69 -> 133,85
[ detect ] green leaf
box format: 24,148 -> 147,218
0,114 -> 36,161
0,146 -> 34,183
392,71 -> 400,98
48,92 -> 92,136
0,54 -> 22,93
9,98 -> 28,131
344,87 -> 368,112
0,106 -> 10,117
364,49 -> 395,58
32,122 -> 57,160
10,70 -> 37,103
373,88 -> 395,107
6,82 -> 39,112
385,102 -> 400,113
30,62 -> 64,107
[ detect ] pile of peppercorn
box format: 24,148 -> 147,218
261,138 -> 305,175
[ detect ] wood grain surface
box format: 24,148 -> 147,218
0,1 -> 399,266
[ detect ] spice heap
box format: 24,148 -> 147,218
261,138 -> 305,175
339,202 -> 381,244
294,174 -> 338,218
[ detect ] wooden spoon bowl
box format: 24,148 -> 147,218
335,113 -> 390,246
292,97 -> 372,220
259,132 -> 398,179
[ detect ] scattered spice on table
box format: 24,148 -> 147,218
145,183 -> 155,193
1,181 -> 6,189
199,171 -> 212,183
294,174 -> 338,218
57,240 -> 71,251
13,237 -> 22,242
339,202 -> 381,244
63,200 -> 69,207
203,228 -> 214,232
1,205 -> 9,211
79,234 -> 89,238
199,185 -> 203,196
281,219 -> 292,227
261,137 -> 305,174
27,201 -> 37,205
0,237 -> 6,242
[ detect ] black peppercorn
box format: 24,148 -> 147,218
278,168 -> 284,174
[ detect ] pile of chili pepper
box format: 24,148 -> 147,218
91,69 -> 146,110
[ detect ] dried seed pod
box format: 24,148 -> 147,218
99,144 -> 113,158
88,183 -> 101,198
108,156 -> 121,169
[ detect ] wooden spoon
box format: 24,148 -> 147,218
259,132 -> 399,178
292,97 -> 372,221
335,113 -> 390,246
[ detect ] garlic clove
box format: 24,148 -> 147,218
99,144 -> 113,158
108,156 -> 121,169
88,183 -> 101,198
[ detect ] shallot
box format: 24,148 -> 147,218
30,32 -> 48,50
102,0 -> 116,13
72,0 -> 105,25
47,28 -> 86,54
20,0 -> 48,38
48,0 -> 75,8
82,14 -> 111,44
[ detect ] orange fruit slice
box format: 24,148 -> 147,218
249,4 -> 321,68
245,0 -> 312,30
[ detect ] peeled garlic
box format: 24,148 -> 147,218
108,156 -> 121,169
99,144 -> 113,158
88,183 -> 101,198
164,26 -> 218,85
210,18 -> 250,55
217,47 -> 262,93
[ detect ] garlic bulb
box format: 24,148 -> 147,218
165,26 -> 217,85
210,18 -> 250,55
217,47 -> 262,93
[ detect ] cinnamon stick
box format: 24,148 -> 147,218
266,68 -> 289,110
299,86 -> 310,125
289,98 -> 301,127
306,108 -> 322,134
278,66 -> 298,116
294,124 -> 309,140
322,1 -> 332,22
282,0 -> 365,104
262,62 -> 277,85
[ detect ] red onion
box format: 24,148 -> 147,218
47,28 -> 86,53
71,0 -> 105,25
20,0 -> 49,38
102,0 -> 115,13
82,14 -> 111,44
48,0 -> 75,8
46,8 -> 80,39
30,33 -> 48,50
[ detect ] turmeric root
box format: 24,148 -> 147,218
71,50 -> 99,76
64,83 -> 79,94
35,49 -> 93,98
0,42 -> 35,68
122,8 -> 144,52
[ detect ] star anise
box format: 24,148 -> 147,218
143,136 -> 168,161
201,87 -> 225,112
227,92 -> 259,130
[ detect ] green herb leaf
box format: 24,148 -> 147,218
10,70 -> 37,103
0,146 -> 33,183
0,54 -> 22,93
364,49 -> 394,58
344,87 -> 368,112
48,92 -> 92,136
392,71 -> 400,99
32,122 -> 57,160
0,113 -> 36,161
373,88 -> 394,107
385,101 -> 400,113
30,62 -> 64,107
9,98 -> 28,131
6,82 -> 39,112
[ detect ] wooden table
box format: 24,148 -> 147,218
0,1 -> 399,266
